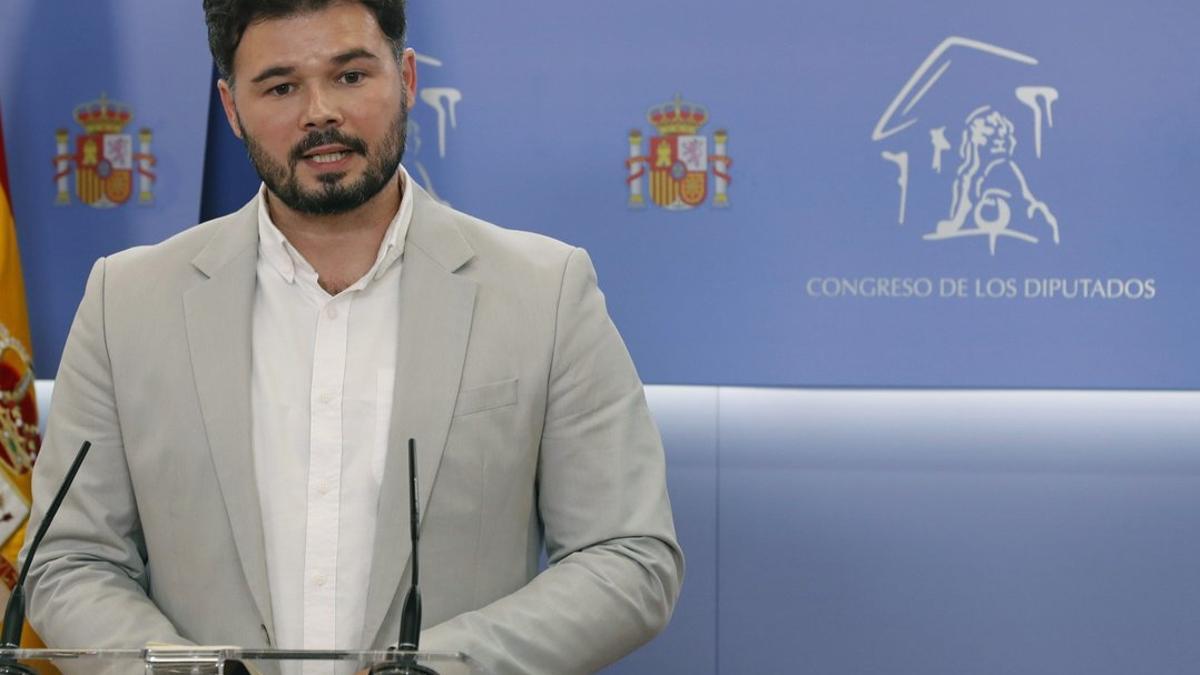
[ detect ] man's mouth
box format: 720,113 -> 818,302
301,145 -> 355,166
310,151 -> 350,164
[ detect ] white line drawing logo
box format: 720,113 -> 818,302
873,37 -> 1060,255
407,52 -> 463,205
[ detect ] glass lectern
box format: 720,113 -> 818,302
0,647 -> 482,674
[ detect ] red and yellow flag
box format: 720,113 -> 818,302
0,104 -> 48,659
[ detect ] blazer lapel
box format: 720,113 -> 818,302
182,201 -> 275,638
362,187 -> 477,646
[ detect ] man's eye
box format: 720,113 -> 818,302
269,83 -> 293,96
341,72 -> 364,85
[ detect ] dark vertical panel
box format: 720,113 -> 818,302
199,65 -> 260,222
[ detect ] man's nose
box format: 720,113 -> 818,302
301,87 -> 343,130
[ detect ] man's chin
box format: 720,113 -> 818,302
314,171 -> 349,186
272,178 -> 376,216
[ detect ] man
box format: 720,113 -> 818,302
21,1 -> 683,673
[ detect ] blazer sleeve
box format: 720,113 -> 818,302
420,248 -> 684,674
22,258 -> 191,658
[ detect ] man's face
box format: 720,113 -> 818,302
217,2 -> 417,216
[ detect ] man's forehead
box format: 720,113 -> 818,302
234,3 -> 387,74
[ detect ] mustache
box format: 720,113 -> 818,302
289,129 -> 369,163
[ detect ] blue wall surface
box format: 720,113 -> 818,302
609,387 -> 1200,674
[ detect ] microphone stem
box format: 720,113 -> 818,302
14,441 -> 92,590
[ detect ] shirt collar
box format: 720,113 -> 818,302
256,164 -> 415,289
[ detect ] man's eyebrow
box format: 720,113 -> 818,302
250,65 -> 295,84
331,48 -> 380,66
247,49 -> 378,84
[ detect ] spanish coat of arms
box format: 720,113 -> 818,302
53,93 -> 156,208
626,95 -> 731,210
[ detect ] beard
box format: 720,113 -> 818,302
239,98 -> 408,216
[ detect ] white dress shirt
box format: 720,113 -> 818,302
251,169 -> 413,674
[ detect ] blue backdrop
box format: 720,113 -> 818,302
0,0 -> 213,377
7,0 -> 1200,388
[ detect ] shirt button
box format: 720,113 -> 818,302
318,391 -> 335,405
313,573 -> 328,587
325,305 -> 338,319
317,479 -> 331,495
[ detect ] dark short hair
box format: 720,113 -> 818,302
203,0 -> 407,83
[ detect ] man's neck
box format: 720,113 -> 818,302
266,177 -> 402,295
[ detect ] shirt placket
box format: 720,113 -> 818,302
303,292 -> 351,660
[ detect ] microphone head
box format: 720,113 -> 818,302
398,586 -> 422,652
0,586 -> 24,649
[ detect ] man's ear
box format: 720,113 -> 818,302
400,47 -> 417,107
217,79 -> 243,140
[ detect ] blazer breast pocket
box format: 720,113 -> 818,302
453,377 -> 519,417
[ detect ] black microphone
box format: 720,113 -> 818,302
0,440 -> 93,674
369,438 -> 436,675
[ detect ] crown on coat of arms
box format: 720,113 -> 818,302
647,94 -> 708,136
73,93 -> 133,135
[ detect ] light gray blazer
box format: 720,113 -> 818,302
23,184 -> 683,675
